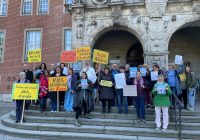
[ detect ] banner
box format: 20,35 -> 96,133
156,83 -> 167,95
174,55 -> 183,65
48,76 -> 67,91
100,80 -> 113,87
61,50 -> 76,63
130,67 -> 138,78
151,71 -> 158,81
93,49 -> 109,64
115,73 -> 126,89
28,49 -> 41,63
12,83 -> 39,100
81,79 -> 88,89
123,85 -> 137,96
76,46 -> 91,61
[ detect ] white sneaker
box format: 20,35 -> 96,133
51,110 -> 54,112
162,128 -> 167,132
54,110 -> 57,112
155,127 -> 161,131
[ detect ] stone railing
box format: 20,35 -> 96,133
168,0 -> 192,3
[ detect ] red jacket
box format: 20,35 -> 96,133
39,75 -> 48,98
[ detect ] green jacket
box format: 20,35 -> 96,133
186,72 -> 196,88
151,82 -> 172,107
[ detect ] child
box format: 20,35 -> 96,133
151,74 -> 172,132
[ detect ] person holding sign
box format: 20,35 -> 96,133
73,72 -> 93,127
49,66 -> 66,112
15,72 -> 30,123
99,68 -> 114,114
39,70 -> 49,113
64,68 -> 77,112
134,71 -> 146,123
115,66 -> 128,114
151,74 -> 172,132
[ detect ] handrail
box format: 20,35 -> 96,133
171,93 -> 184,140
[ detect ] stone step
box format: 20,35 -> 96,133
2,116 -> 179,139
29,105 -> 200,116
24,110 -> 200,123
10,112 -> 200,130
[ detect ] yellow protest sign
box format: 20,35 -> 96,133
28,49 -> 42,63
100,80 -> 113,87
76,46 -> 91,61
12,83 -> 39,100
48,76 -> 67,91
93,49 -> 109,64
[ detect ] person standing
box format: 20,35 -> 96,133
39,70 -> 49,112
23,64 -> 33,110
15,72 -> 30,123
185,66 -> 196,111
179,70 -> 187,109
64,68 -> 77,112
134,71 -> 146,123
73,72 -> 93,126
151,74 -> 172,132
99,68 -> 114,114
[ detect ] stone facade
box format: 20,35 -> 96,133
70,0 -> 200,70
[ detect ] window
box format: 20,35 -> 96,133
0,31 -> 5,63
64,0 -> 72,12
24,30 -> 41,61
38,0 -> 49,14
64,29 -> 72,50
22,0 -> 32,15
0,0 -> 7,16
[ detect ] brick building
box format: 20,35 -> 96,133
1,0 -> 200,95
0,0 -> 72,94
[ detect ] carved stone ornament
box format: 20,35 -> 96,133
92,0 -> 108,5
111,8 -> 122,25
193,3 -> 200,12
76,20 -> 84,38
145,0 -> 168,18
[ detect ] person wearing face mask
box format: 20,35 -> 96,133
73,72 -> 93,127
151,74 -> 172,132
15,72 -> 30,123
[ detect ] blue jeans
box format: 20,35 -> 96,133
40,97 -> 47,111
51,101 -> 57,111
135,97 -> 145,119
116,89 -> 128,113
188,88 -> 196,108
64,89 -> 74,112
16,100 -> 24,121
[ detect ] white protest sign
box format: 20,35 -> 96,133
151,71 -> 158,81
174,55 -> 183,65
123,85 -> 137,96
115,73 -> 126,89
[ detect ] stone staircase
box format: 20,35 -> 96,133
0,106 -> 200,140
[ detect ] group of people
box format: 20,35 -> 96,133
15,60 -> 198,132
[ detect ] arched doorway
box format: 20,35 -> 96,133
93,29 -> 144,66
168,26 -> 200,75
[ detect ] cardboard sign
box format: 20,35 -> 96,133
174,55 -> 183,65
151,71 -> 158,81
48,76 -> 67,91
81,79 -> 88,89
76,46 -> 91,61
12,83 -> 39,100
115,73 -> 126,89
130,67 -> 138,78
100,80 -> 113,87
140,67 -> 147,77
93,49 -> 109,64
61,50 -> 76,63
123,85 -> 137,96
28,49 -> 41,63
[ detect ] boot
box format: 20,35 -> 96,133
74,119 -> 81,127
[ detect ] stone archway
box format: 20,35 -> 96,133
92,27 -> 143,66
168,25 -> 200,75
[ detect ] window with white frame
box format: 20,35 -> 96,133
64,0 -> 72,12
38,0 -> 48,14
24,30 -> 41,61
0,31 -> 5,63
64,29 -> 72,50
0,0 -> 7,16
22,0 -> 32,15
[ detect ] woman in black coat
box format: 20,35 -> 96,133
99,67 -> 114,114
